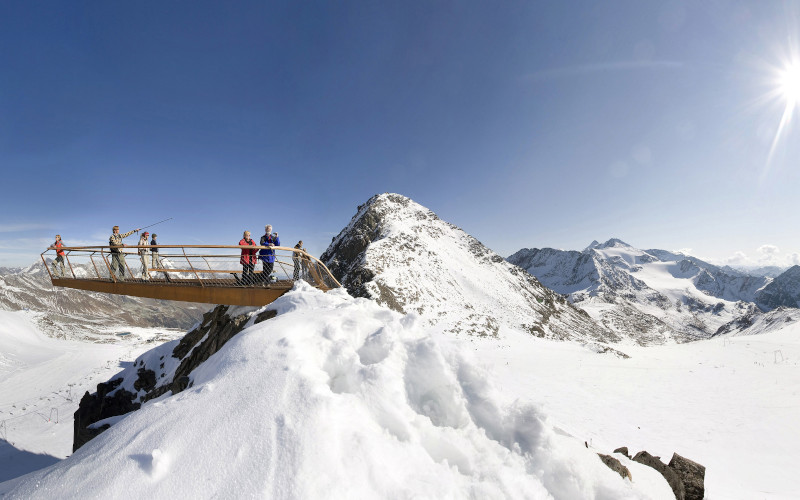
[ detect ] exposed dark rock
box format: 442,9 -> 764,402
613,446 -> 631,459
669,453 -> 705,500
174,376 -> 191,393
598,453 -> 632,480
73,378 -> 140,452
73,305 -> 278,451
254,309 -> 278,324
632,451 -> 685,500
133,368 -> 156,392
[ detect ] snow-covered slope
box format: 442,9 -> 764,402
508,239 -> 777,344
2,284 -> 677,499
0,309 -> 184,482
321,193 -> 617,343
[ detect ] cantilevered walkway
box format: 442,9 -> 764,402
41,245 -> 341,306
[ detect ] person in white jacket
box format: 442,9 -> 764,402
138,231 -> 151,280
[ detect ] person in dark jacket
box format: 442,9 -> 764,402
239,231 -> 258,285
293,240 -> 303,280
150,233 -> 160,268
149,233 -> 171,282
259,224 -> 280,283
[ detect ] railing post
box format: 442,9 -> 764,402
41,252 -> 54,281
123,251 -> 134,280
66,251 -> 77,279
101,249 -> 117,283
89,252 -> 102,279
202,256 -> 214,285
307,260 -> 326,290
183,247 -> 202,285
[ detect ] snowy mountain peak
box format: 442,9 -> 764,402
584,240 -> 602,251
594,238 -> 633,250
322,194 -> 615,342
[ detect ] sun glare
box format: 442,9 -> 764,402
779,62 -> 800,106
764,55 -> 800,171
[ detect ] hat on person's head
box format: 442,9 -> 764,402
143,232 -> 149,236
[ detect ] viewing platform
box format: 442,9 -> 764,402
41,245 -> 341,307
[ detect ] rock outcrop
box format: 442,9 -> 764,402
597,453 -> 632,480
632,450 -> 686,499
73,304 -> 276,451
601,448 -> 705,500
668,453 -> 706,500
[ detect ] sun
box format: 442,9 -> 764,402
778,62 -> 800,106
764,56 -> 800,170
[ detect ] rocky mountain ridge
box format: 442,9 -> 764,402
754,265 -> 800,311
321,193 -> 618,344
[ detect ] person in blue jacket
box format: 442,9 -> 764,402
259,224 -> 280,283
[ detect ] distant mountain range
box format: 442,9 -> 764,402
508,239 -> 800,343
7,194 -> 797,350
0,261 -> 204,339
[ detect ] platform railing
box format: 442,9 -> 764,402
41,245 -> 341,291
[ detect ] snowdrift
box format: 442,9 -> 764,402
3,284 -> 668,499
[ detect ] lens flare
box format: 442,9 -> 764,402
779,62 -> 800,106
765,57 -> 800,170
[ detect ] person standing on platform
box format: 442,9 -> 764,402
259,224 -> 280,283
49,234 -> 66,277
109,225 -> 140,280
239,230 -> 258,285
293,240 -> 303,280
150,233 -> 160,268
149,233 -> 171,282
138,231 -> 151,280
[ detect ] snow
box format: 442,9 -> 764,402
2,284 -> 799,498
0,309 -> 184,483
472,325 -> 800,498
2,285 -> 665,499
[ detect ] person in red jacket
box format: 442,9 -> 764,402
239,230 -> 257,285
49,234 -> 66,278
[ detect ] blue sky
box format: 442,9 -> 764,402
1,1 -> 799,268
